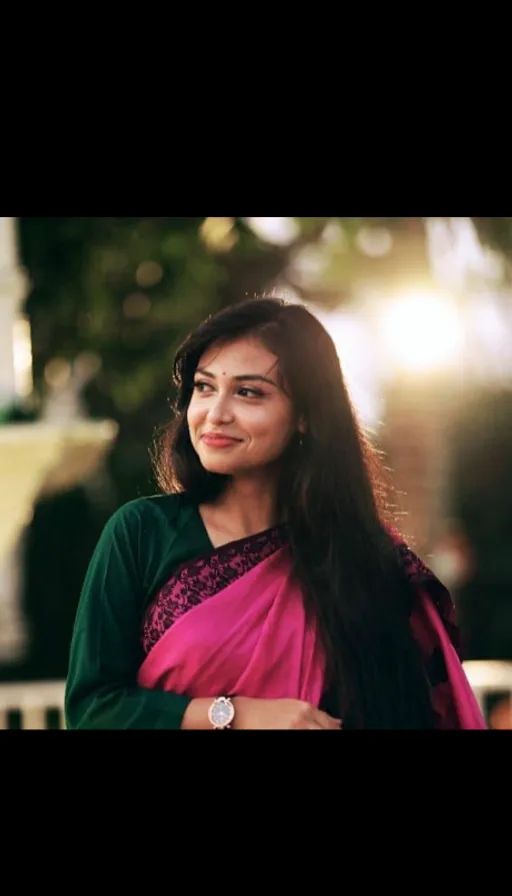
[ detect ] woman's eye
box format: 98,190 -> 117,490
194,381 -> 212,393
193,381 -> 264,399
238,387 -> 264,399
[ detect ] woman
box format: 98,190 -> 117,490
65,297 -> 486,730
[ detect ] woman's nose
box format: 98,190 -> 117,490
207,395 -> 234,425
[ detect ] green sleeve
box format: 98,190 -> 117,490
65,503 -> 191,729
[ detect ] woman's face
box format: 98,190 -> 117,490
187,337 -> 299,479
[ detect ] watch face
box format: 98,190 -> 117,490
209,698 -> 234,728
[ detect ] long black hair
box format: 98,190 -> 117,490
152,297 -> 435,729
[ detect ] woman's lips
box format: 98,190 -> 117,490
201,434 -> 242,448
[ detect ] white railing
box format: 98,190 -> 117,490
0,662 -> 511,729
0,680 -> 66,730
463,660 -> 512,727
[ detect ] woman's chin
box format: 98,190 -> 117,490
200,458 -> 237,476
200,456 -> 257,478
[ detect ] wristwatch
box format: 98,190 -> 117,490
208,696 -> 235,730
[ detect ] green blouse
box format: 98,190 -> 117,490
65,493 -> 212,730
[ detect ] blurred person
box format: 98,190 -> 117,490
65,298 -> 485,730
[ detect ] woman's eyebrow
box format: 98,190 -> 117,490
196,368 -> 279,387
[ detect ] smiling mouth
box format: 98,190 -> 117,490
201,434 -> 242,448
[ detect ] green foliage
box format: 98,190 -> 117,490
19,217 -> 287,413
18,217 -> 512,417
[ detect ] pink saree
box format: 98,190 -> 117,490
137,526 -> 486,729
138,540 -> 325,704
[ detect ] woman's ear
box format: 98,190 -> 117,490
297,416 -> 307,435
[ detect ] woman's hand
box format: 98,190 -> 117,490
233,697 -> 342,730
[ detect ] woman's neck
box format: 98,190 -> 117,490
201,476 -> 281,543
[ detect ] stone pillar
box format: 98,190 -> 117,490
0,218 -> 31,663
0,218 -> 31,412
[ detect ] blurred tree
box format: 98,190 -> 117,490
18,216 -> 512,429
449,389 -> 512,661
470,217 -> 512,254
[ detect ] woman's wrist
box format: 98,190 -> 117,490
231,696 -> 255,730
181,698 -> 215,730
181,695 -> 257,730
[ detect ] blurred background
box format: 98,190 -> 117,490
1,216 -> 511,729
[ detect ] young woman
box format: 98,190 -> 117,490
65,297 -> 486,730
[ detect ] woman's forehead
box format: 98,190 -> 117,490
198,337 -> 279,375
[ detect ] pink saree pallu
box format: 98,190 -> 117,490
138,545 -> 326,705
413,587 -> 486,730
395,535 -> 486,730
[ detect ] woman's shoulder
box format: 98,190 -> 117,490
382,522 -> 461,655
382,524 -> 437,582
108,492 -> 196,531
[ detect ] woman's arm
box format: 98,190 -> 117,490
65,503 -> 191,730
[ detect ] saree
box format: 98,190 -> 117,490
137,525 -> 486,730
